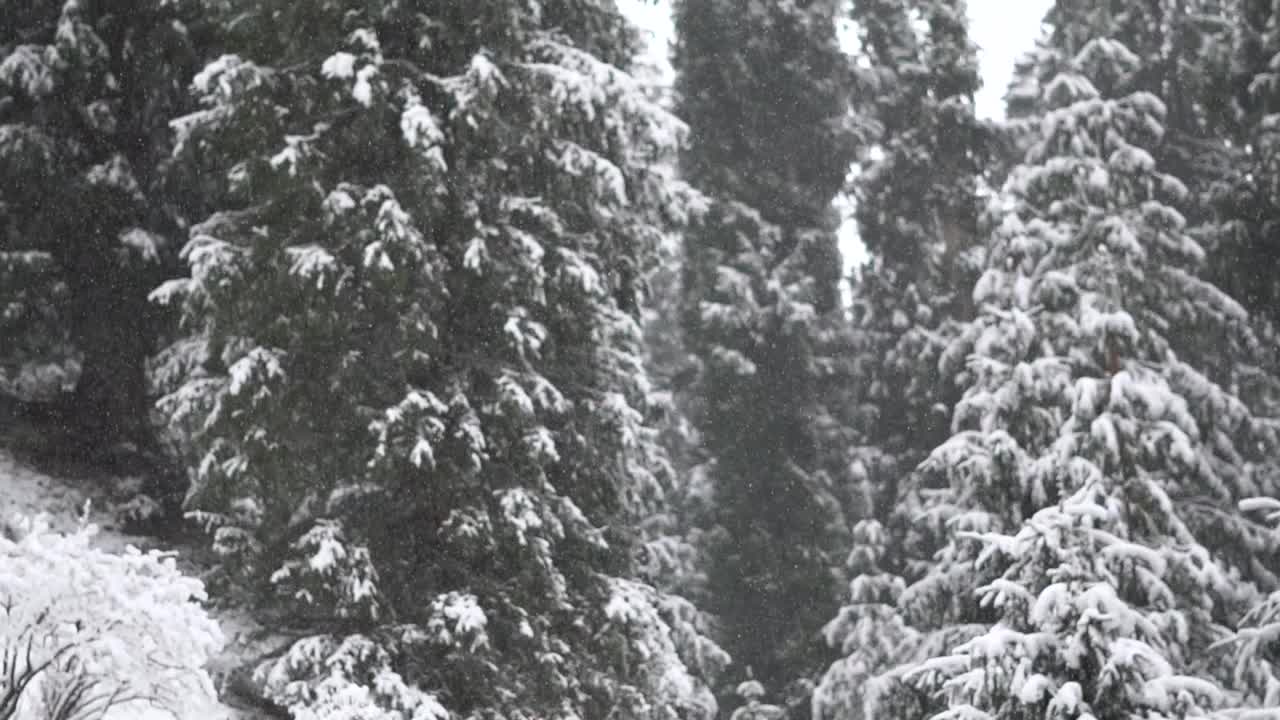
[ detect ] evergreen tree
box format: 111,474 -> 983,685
1005,0 -> 1237,126
154,1 -> 726,717
672,0 -> 865,702
1207,0 -> 1280,335
818,34 -> 1280,720
632,34 -> 719,643
0,0 -> 208,449
816,1 -> 994,713
1005,0 -> 1252,357
638,228 -> 719,611
844,0 -> 994,525
1222,496 -> 1280,708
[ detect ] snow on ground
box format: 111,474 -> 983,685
0,446 -> 277,720
0,447 -> 153,552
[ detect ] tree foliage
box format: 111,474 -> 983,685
818,32 -> 1280,720
153,0 -> 726,717
1205,0 -> 1280,336
9,3 -> 1280,720
844,0 -> 995,516
672,0 -> 866,702
816,2 -> 994,713
1004,1 -> 1273,352
0,0 -> 208,447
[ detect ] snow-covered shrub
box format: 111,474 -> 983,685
0,513 -> 224,719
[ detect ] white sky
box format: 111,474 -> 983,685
617,0 -> 1053,270
968,0 -> 1052,119
618,0 -> 1052,120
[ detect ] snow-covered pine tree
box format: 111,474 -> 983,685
672,0 -> 866,705
1007,2 -> 1238,173
1005,0 -> 1234,120
843,0 -> 994,533
852,0 -> 990,315
0,0 -> 207,448
1221,495 -> 1280,710
154,0 -> 727,717
1006,1 -> 1254,369
816,2 -> 994,714
819,33 -> 1280,720
1212,8 -> 1280,701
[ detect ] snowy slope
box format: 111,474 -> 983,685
0,447 -> 153,552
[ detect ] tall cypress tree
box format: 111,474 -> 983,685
672,0 -> 865,703
843,0 -> 994,519
817,2 -> 994,715
0,0 -> 209,450
155,0 -> 726,717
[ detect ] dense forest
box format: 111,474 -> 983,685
5,1 -> 1280,719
